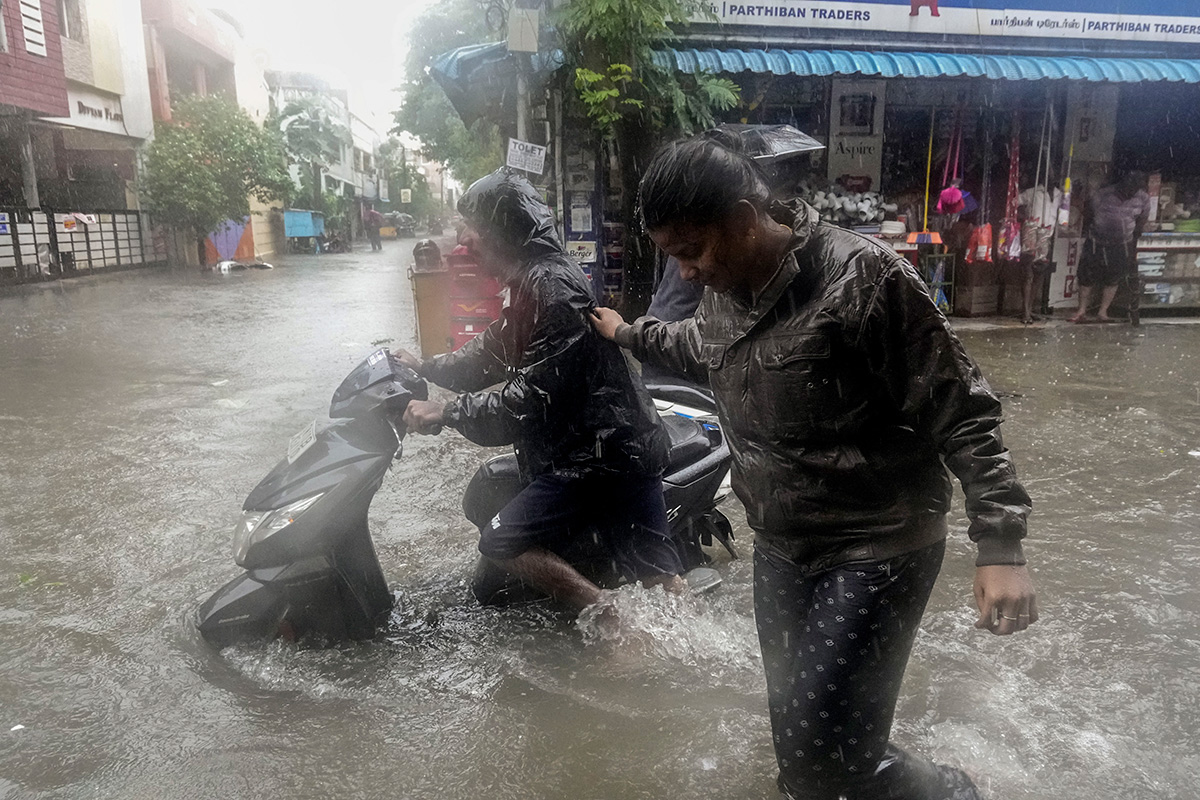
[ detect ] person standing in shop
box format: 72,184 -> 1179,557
1070,171 -> 1150,323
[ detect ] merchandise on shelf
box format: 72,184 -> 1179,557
798,182 -> 898,228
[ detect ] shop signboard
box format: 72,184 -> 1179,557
698,0 -> 1200,44
566,241 -> 598,263
827,79 -> 885,190
40,84 -> 130,137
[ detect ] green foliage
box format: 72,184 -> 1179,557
272,95 -> 348,170
391,0 -> 504,186
647,69 -> 741,133
574,64 -> 644,128
322,190 -> 352,236
270,94 -> 350,210
380,141 -> 437,220
557,0 -> 740,138
142,94 -> 293,237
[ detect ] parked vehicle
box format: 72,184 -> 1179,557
195,351 -> 734,647
390,213 -> 417,238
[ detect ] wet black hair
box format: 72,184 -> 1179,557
637,136 -> 772,233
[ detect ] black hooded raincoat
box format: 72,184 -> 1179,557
421,171 -> 668,482
617,201 -> 1031,569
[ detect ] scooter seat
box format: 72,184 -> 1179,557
661,414 -> 711,472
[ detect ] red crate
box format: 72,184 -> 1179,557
451,318 -> 492,350
450,276 -> 503,299
450,296 -> 503,319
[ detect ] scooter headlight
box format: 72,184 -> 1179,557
232,493 -> 324,565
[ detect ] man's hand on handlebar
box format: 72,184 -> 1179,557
391,348 -> 423,373
589,307 -> 626,342
403,399 -> 447,435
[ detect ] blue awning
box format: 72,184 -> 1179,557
652,48 -> 1200,83
430,42 -> 564,127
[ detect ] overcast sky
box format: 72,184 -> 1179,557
206,0 -> 441,133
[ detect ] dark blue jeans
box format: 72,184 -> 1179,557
755,539 -> 980,800
479,472 -> 682,582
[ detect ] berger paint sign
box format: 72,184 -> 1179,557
696,0 -> 1200,43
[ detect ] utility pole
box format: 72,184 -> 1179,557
516,68 -> 529,142
508,3 -> 539,141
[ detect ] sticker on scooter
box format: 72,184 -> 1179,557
287,420 -> 318,464
367,349 -> 387,367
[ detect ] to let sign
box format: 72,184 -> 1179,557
507,138 -> 547,175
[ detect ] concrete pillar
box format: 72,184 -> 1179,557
194,63 -> 207,97
18,117 -> 40,209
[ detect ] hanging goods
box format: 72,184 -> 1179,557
930,259 -> 951,311
997,113 -> 1022,261
966,222 -> 994,264
908,109 -> 943,245
1019,103 -> 1061,262
937,112 -> 966,215
1058,143 -> 1074,229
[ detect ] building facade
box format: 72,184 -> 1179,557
1,0 -> 72,207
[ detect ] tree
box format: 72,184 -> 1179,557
378,138 -> 437,222
391,0 -> 504,186
271,94 -> 350,213
142,94 -> 293,261
557,0 -> 741,312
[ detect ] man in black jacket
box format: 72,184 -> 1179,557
401,169 -> 683,613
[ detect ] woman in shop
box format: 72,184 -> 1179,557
1070,171 -> 1150,324
590,134 -> 1038,800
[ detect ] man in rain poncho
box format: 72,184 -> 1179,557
400,169 -> 684,613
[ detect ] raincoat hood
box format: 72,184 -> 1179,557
458,169 -> 563,260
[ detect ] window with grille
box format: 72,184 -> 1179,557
58,0 -> 80,39
19,0 -> 47,56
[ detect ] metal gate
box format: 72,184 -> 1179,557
0,208 -> 160,284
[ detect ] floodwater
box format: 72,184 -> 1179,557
1,248 -> 1198,800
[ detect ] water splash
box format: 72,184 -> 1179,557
576,583 -> 760,673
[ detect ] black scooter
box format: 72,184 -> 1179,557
196,351 -> 734,647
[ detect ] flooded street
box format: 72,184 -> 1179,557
2,249 -> 1199,799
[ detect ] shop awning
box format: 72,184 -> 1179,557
652,48 -> 1200,83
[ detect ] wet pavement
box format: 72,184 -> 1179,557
1,243 -> 1199,799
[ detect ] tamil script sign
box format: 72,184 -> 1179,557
506,138 -> 547,175
697,0 -> 1200,43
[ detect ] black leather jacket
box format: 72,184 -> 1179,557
617,202 -> 1030,568
422,171 -> 668,482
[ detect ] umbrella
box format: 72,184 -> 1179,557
706,123 -> 825,163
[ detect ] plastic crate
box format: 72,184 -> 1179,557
450,296 -> 503,319
451,318 -> 492,350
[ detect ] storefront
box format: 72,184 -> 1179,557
429,1 -> 1200,316
643,0 -> 1200,317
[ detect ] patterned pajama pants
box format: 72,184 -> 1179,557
754,539 -> 981,800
